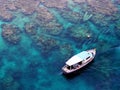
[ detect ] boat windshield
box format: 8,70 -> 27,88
66,65 -> 71,70
78,61 -> 82,65
66,64 -> 79,70
65,65 -> 74,70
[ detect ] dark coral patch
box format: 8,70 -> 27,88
41,0 -> 68,9
1,24 -> 21,44
32,35 -> 59,55
25,22 -> 38,36
87,0 -> 117,15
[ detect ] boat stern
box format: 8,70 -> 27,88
62,66 -> 72,74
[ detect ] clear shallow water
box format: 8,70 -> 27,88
0,0 -> 120,90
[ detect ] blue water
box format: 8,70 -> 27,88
0,0 -> 120,90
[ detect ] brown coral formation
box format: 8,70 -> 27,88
0,9 -> 13,21
4,0 -> 17,11
41,21 -> 63,35
32,35 -> 59,53
36,7 -> 54,23
36,7 -> 63,35
42,0 -> 68,9
2,24 -> 21,44
60,9 -> 82,23
69,26 -> 92,40
15,0 -> 40,15
0,0 -> 15,21
115,0 -> 120,4
25,22 -> 38,35
91,13 -> 108,26
0,0 -> 40,20
87,0 -> 118,15
73,0 -> 86,3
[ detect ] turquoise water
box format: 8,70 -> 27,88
0,0 -> 120,90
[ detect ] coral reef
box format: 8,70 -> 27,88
15,0 -> 40,15
91,13 -> 109,26
87,0 -> 118,15
59,43 -> 74,58
36,20 -> 63,35
36,7 -> 63,35
5,2 -> 17,11
35,7 -> 63,35
40,20 -> 63,35
91,11 -> 118,26
25,22 -> 38,36
73,0 -> 86,4
0,0 -> 40,21
115,20 -> 120,30
1,24 -> 21,44
115,20 -> 120,38
28,59 -> 42,69
60,9 -> 82,23
41,0 -> 68,9
0,75 -> 20,90
0,0 -> 120,90
32,35 -> 59,54
36,6 -> 54,23
115,0 -> 120,4
68,26 -> 93,41
0,2 -> 14,21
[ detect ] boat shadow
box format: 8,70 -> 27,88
62,61 -> 94,80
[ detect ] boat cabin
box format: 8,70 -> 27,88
65,51 -> 92,70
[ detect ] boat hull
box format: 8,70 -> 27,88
62,49 -> 96,74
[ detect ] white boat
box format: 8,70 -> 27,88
62,49 -> 96,74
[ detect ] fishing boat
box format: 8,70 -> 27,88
62,49 -> 96,74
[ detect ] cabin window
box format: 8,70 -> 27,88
86,56 -> 90,60
67,66 -> 74,70
73,64 -> 79,68
71,66 -> 74,69
66,64 -> 79,70
67,66 -> 71,70
78,62 -> 82,65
